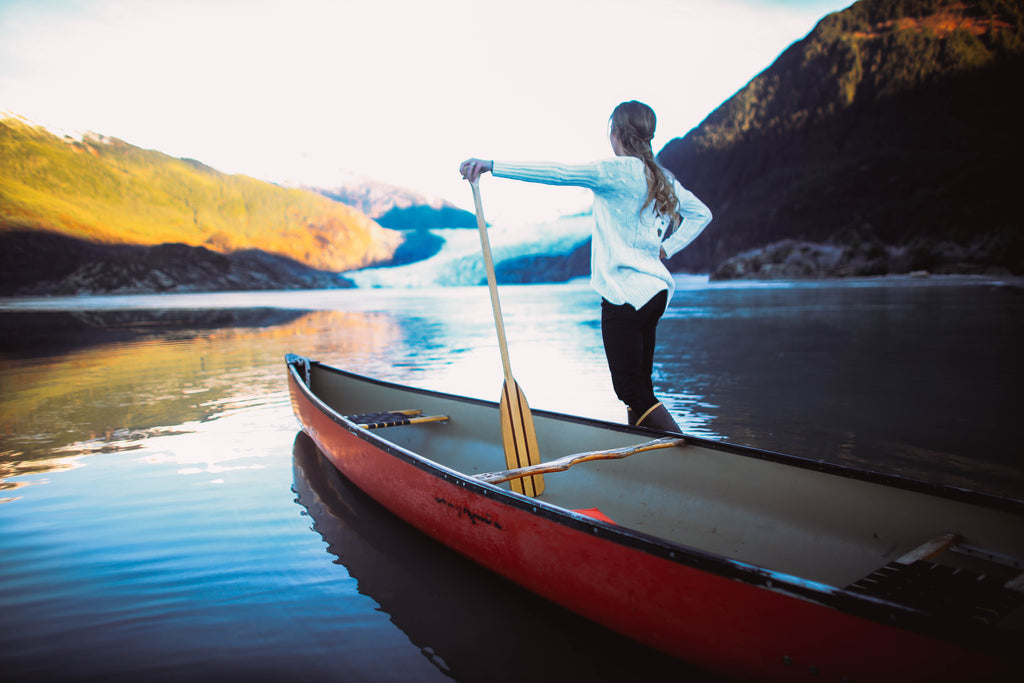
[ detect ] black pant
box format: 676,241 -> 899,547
600,290 -> 668,416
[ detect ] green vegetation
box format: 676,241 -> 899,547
0,118 -> 401,272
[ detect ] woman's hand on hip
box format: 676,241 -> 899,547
460,158 -> 492,182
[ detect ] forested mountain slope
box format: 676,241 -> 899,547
0,117 -> 402,274
657,0 -> 1024,277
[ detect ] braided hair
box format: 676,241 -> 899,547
610,101 -> 680,226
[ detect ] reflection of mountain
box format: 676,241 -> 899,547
291,433 -> 700,683
0,308 -> 308,358
0,309 -> 407,482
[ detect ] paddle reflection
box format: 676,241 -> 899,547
290,432 -> 715,683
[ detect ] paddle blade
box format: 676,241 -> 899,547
499,379 -> 544,497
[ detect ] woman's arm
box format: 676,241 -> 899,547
662,185 -> 712,259
460,158 -> 616,192
489,160 -> 611,192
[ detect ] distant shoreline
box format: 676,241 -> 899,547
3,272 -> 1022,313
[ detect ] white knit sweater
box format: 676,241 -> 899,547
491,157 -> 712,310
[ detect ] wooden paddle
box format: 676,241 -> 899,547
470,179 -> 544,497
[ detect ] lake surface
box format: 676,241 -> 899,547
1,275 -> 1022,681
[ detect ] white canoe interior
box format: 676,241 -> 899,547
303,361 -> 1024,595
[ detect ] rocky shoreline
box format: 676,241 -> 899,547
0,231 -> 355,296
710,238 -> 1019,281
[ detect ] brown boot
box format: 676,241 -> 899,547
627,407 -> 637,426
636,402 -> 681,433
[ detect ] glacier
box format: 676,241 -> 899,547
346,214 -> 593,288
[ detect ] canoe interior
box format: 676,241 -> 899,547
302,359 -> 1024,593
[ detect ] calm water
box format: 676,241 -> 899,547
1,276 -> 1022,681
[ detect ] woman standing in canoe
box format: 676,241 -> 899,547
460,100 -> 712,433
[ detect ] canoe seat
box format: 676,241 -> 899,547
846,560 -> 1024,626
346,409 -> 449,429
846,533 -> 1024,626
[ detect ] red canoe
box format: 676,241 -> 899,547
285,354 -> 1023,681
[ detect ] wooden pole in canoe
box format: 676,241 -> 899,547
470,179 -> 544,497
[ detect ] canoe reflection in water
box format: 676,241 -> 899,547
291,432 -> 704,682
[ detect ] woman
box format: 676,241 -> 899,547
460,100 -> 712,432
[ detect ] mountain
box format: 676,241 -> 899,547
307,178 -> 475,229
305,176 -> 437,218
0,116 -> 403,290
657,0 -> 1024,278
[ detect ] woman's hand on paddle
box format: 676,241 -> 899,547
460,158 -> 492,183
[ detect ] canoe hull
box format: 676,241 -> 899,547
286,355 -> 1021,681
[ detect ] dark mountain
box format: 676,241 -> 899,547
495,240 -> 591,284
657,0 -> 1024,278
376,204 -> 476,230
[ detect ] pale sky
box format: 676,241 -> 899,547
0,0 -> 852,222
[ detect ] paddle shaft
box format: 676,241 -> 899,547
471,181 -> 514,384
470,180 -> 544,497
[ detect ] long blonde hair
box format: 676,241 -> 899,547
610,101 -> 680,225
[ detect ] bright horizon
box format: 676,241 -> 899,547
0,0 -> 852,223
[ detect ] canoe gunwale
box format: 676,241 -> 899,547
284,353 -> 1023,662
286,354 -> 1024,515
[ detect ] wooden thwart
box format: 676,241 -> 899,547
895,532 -> 962,565
347,409 -> 449,430
474,437 -> 685,485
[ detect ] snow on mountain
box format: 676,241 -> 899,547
297,175 -> 452,219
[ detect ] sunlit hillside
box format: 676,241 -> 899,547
0,117 -> 402,273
